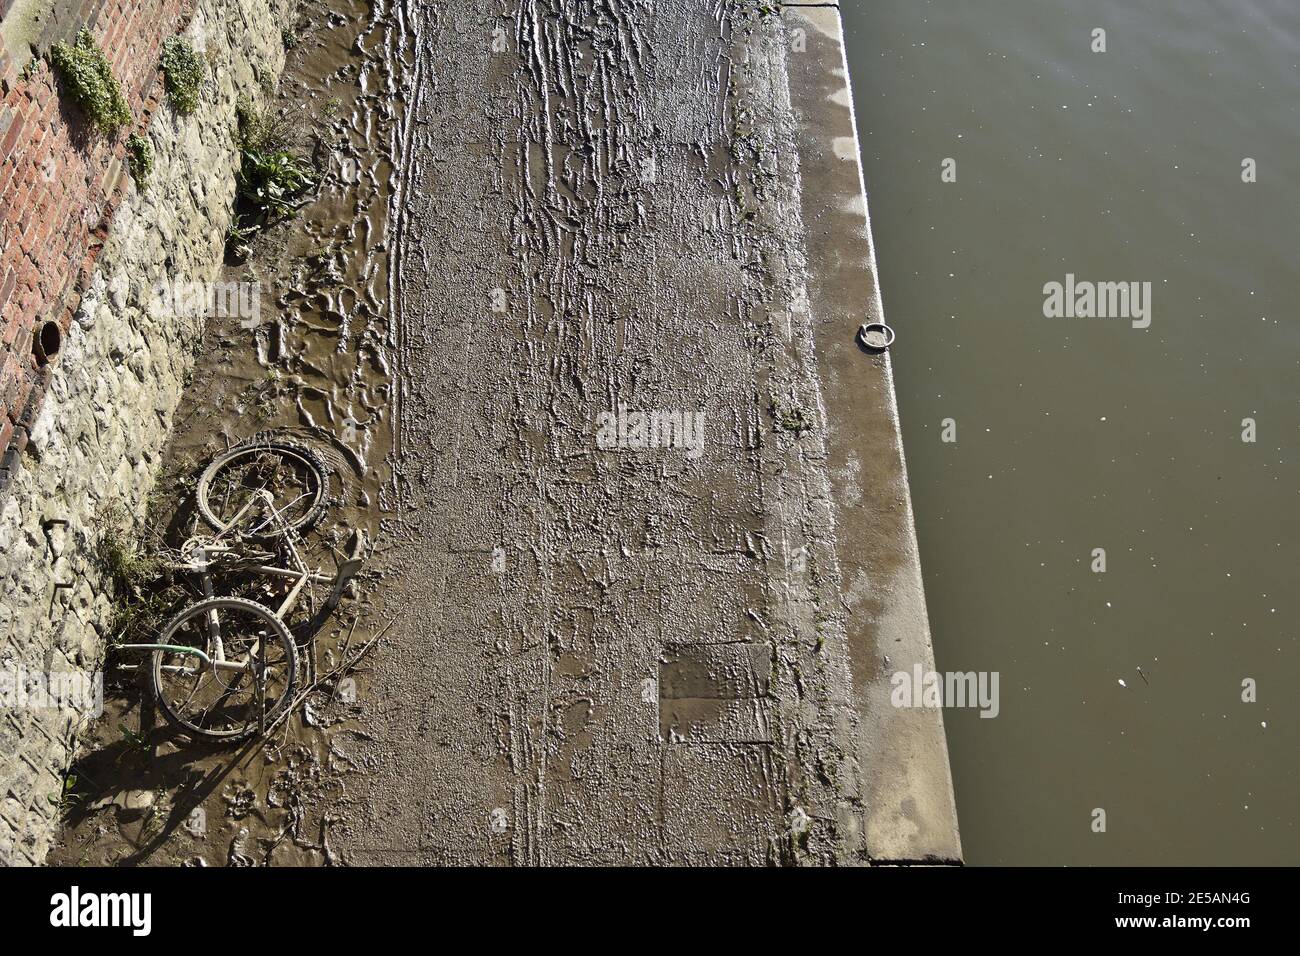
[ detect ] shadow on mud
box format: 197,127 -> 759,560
60,712 -> 261,865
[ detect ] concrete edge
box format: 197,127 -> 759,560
782,2 -> 963,864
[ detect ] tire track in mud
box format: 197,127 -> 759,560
340,0 -> 864,865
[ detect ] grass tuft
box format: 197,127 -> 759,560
95,507 -> 172,642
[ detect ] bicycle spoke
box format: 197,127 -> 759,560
155,600 -> 296,740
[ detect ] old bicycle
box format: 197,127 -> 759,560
115,437 -> 364,742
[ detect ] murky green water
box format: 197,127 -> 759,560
840,0 -> 1299,864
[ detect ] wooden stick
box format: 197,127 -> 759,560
265,615 -> 398,734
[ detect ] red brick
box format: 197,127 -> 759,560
9,421 -> 28,454
0,108 -> 22,154
24,77 -> 44,108
57,297 -> 79,332
18,223 -> 37,256
0,105 -> 15,149
0,351 -> 20,401
0,266 -> 15,311
3,305 -> 24,346
11,371 -> 32,418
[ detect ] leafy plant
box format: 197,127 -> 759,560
239,147 -> 316,218
119,725 -> 151,755
49,29 -> 132,136
126,133 -> 154,182
160,35 -> 206,114
228,97 -> 316,248
48,774 -> 83,812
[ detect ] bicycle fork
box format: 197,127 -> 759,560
197,546 -> 268,733
197,548 -> 227,664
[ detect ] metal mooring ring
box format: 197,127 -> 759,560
857,322 -> 896,352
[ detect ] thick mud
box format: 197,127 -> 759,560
51,0 -> 876,866
336,0 -> 863,865
48,0 -> 398,866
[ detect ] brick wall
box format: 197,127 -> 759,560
0,0 -> 194,487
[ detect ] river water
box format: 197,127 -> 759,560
839,0 -> 1299,864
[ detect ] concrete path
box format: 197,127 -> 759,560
335,0 -> 959,865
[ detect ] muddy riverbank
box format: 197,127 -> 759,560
48,0 -> 397,866
48,0 -> 957,866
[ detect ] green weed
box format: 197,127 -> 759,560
50,29 -> 132,136
126,133 -> 153,182
161,36 -> 206,115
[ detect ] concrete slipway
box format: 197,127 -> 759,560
37,0 -> 961,867
326,0 -> 960,865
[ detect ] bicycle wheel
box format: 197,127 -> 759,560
196,437 -> 329,538
152,597 -> 299,742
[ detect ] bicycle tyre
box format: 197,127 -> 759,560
196,436 -> 330,539
151,596 -> 299,742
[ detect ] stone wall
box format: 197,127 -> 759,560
1,0 -> 192,465
0,0 -> 291,865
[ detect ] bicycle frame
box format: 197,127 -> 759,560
116,490 -> 363,673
